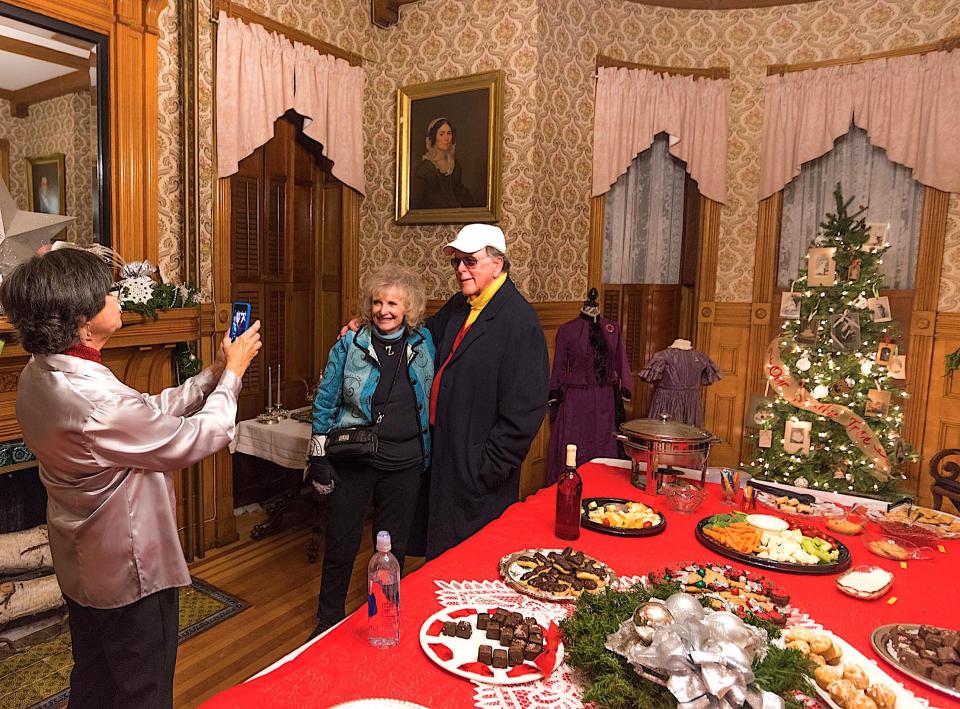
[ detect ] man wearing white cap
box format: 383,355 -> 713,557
420,223 -> 548,558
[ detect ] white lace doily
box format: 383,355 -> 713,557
433,577 -> 644,709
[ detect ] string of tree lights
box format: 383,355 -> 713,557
749,185 -> 916,498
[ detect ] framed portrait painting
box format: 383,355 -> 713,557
26,154 -> 66,215
395,70 -> 504,225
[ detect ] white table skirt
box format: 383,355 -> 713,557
229,414 -> 312,470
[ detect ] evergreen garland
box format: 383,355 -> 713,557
749,185 -> 915,498
120,281 -> 200,320
559,581 -> 814,709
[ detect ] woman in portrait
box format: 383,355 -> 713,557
410,117 -> 475,209
307,267 -> 435,638
0,248 -> 261,708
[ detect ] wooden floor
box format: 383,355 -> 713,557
173,510 -> 423,708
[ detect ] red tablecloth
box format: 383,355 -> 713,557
203,462 -> 960,708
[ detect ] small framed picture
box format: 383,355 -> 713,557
876,342 -> 897,367
26,153 -> 66,215
779,292 -> 801,319
784,420 -> 812,455
863,222 -> 889,252
888,354 -> 907,380
867,296 -> 892,323
865,389 -> 891,418
847,258 -> 861,281
745,394 -> 776,430
829,312 -> 861,352
796,311 -> 821,345
758,429 -> 773,448
806,247 -> 837,287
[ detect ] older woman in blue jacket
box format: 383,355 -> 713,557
308,267 -> 434,636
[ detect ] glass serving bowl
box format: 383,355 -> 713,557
663,482 -> 707,514
835,565 -> 894,600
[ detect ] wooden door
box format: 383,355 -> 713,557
230,112 -> 343,424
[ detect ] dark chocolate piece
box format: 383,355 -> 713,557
500,627 -> 514,647
506,612 -> 523,628
442,621 -> 457,637
561,546 -> 573,556
486,620 -> 500,640
478,645 -> 493,665
524,642 -> 542,661
456,621 -> 472,639
938,646 -> 959,663
477,614 -> 489,630
513,626 -> 528,642
508,644 -> 524,666
492,648 -> 508,669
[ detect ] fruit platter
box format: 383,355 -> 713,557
695,512 -> 851,574
580,497 -> 666,537
499,547 -> 616,602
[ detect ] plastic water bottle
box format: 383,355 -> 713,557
367,530 -> 401,647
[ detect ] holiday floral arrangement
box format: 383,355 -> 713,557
115,260 -> 200,320
750,185 -> 916,498
560,564 -> 815,709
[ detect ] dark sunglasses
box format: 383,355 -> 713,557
449,255 -> 485,269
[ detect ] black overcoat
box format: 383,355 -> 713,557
422,276 -> 549,559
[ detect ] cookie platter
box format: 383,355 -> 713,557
867,505 -> 960,540
580,497 -> 666,537
419,605 -> 563,685
498,547 -> 616,602
871,624 -> 960,700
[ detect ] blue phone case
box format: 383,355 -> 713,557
230,302 -> 251,341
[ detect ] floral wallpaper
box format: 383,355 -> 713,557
0,92 -> 94,246
157,0 -> 960,309
157,1 -> 183,285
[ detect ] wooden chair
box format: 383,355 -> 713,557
930,448 -> 960,513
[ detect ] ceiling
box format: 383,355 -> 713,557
0,15 -> 92,94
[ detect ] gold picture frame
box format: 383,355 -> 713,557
26,153 -> 66,215
396,70 -> 504,225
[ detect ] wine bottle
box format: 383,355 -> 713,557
555,444 -> 583,540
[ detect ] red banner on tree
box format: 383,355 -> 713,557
765,340 -> 891,480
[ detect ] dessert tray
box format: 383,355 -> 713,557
871,624 -> 960,700
783,625 -> 923,708
695,512 -> 851,575
756,490 -> 846,520
580,497 -> 666,537
867,505 -> 960,540
498,547 -> 616,602
419,605 -> 563,685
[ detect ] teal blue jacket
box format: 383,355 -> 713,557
311,326 -> 435,467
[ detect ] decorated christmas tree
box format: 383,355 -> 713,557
749,185 -> 914,498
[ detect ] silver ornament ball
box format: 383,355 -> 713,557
632,601 -> 674,630
664,592 -> 705,622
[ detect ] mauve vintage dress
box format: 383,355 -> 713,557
638,347 -> 721,429
546,315 -> 632,484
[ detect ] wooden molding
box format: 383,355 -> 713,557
213,1 -> 363,66
597,54 -> 730,80
587,196 -> 604,289
935,312 -> 960,338
0,35 -> 89,70
7,69 -> 89,117
768,36 -> 960,76
371,0 -> 420,28
0,137 -> 8,186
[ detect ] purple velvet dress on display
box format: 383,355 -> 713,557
638,347 -> 721,429
546,315 -> 632,484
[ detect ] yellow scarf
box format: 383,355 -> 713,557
465,273 -> 507,328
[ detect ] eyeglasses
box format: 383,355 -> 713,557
107,283 -> 122,298
449,255 -> 487,269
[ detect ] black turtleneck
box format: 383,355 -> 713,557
370,329 -> 423,470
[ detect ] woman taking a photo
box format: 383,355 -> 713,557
0,248 -> 261,709
308,267 -> 434,637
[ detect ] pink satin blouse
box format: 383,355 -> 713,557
16,354 -> 241,609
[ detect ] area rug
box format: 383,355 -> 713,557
0,577 -> 248,709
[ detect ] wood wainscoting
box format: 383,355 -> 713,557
919,313 -> 960,507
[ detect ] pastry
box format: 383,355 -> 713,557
866,539 -> 910,560
847,694 -> 879,709
864,684 -> 896,709
843,663 -> 869,690
786,639 -> 810,654
815,664 -> 843,689
810,634 -> 834,656
827,678 -> 860,705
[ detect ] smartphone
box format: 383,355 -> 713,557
229,302 -> 251,341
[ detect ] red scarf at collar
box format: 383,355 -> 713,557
63,343 -> 103,363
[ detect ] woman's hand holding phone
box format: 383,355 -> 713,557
224,320 -> 262,379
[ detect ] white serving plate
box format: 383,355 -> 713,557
418,605 -> 563,686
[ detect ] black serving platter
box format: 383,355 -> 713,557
694,517 -> 851,575
580,497 -> 667,537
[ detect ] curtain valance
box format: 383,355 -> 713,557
592,66 -> 729,204
216,12 -> 365,195
759,50 -> 960,200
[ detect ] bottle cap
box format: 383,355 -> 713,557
565,443 -> 577,467
376,530 -> 392,552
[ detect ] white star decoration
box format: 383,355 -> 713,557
0,176 -> 74,276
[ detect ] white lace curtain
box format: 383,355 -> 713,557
778,126 -> 923,289
603,134 -> 686,284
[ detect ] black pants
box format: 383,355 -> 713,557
316,460 -> 421,628
65,587 -> 179,709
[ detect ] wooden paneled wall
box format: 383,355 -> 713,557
919,314 -> 960,507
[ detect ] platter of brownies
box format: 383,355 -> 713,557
418,605 -> 561,685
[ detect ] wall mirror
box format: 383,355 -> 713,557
0,1 -> 110,247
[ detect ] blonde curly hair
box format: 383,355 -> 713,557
360,266 -> 427,330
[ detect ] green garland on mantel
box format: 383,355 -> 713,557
120,281 -> 200,321
559,580 -> 814,709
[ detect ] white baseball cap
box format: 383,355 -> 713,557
444,223 -> 506,255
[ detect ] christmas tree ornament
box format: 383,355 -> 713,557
796,356 -> 811,372
860,360 -> 873,375
807,247 -> 837,286
829,311 -> 861,351
830,379 -> 851,396
853,295 -> 869,309
811,384 -> 829,399
793,477 -> 810,488
758,429 -> 772,448
865,389 -> 891,418
833,468 -> 846,480
888,354 -> 906,379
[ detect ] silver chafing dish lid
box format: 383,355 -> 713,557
619,413 -> 714,443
